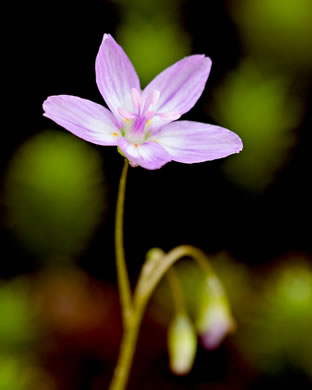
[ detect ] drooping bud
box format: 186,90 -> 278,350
195,275 -> 235,349
145,247 -> 165,262
167,314 -> 197,375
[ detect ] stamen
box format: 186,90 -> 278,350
158,111 -> 181,121
131,88 -> 141,110
152,90 -> 160,106
143,91 -> 154,113
118,107 -> 136,120
145,110 -> 156,119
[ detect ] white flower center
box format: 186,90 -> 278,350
117,88 -> 180,144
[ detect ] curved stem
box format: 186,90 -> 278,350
109,245 -> 217,390
115,160 -> 133,326
135,245 -> 217,314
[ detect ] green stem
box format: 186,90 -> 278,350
108,316 -> 140,390
115,160 -> 133,326
135,245 -> 217,313
109,245 -> 216,390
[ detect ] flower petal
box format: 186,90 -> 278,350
43,95 -> 121,145
95,34 -> 141,120
118,138 -> 171,170
143,55 -> 212,116
153,120 -> 243,163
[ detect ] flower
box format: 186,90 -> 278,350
167,314 -> 197,375
198,300 -> 235,350
195,275 -> 235,349
43,34 -> 242,170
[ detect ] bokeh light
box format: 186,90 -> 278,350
228,0 -> 312,71
211,61 -> 302,190
116,0 -> 190,86
229,257 -> 312,377
5,130 -> 106,259
0,278 -> 40,352
0,355 -> 56,390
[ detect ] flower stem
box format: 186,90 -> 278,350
109,245 -> 217,390
110,224 -> 219,390
115,160 -> 133,326
108,315 -> 140,390
135,245 -> 217,313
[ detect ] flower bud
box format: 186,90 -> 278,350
195,275 -> 235,349
167,314 -> 197,375
145,248 -> 165,262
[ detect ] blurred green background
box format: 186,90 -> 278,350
2,0 -> 312,388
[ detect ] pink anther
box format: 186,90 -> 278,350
118,107 -> 136,120
145,110 -> 156,120
131,88 -> 141,110
152,90 -> 160,106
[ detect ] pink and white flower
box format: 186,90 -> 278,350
43,34 -> 242,170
